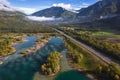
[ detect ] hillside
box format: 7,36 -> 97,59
78,0 -> 120,18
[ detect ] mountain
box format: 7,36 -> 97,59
78,0 -> 120,18
32,7 -> 77,19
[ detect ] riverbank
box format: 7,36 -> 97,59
66,52 -> 98,80
64,38 -> 106,80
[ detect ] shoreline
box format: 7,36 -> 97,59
66,52 -> 98,80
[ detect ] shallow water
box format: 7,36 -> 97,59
55,70 -> 90,80
0,36 -> 90,80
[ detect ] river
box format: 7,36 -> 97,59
0,36 -> 91,80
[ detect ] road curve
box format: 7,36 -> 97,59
51,27 -> 120,67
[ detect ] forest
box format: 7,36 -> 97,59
0,16 -> 55,33
95,64 -> 120,80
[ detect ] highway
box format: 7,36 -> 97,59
51,27 -> 120,67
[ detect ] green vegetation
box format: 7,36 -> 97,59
41,52 -> 61,75
0,34 -> 25,56
59,26 -> 120,61
91,31 -> 114,36
64,38 -> 106,70
64,37 -> 120,80
65,40 -> 83,64
0,16 -> 55,33
0,14 -> 56,57
0,42 -> 16,56
54,24 -> 120,79
95,64 -> 120,80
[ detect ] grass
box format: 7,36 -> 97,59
78,29 -> 120,44
91,31 -> 114,36
78,47 -> 107,70
65,38 -> 107,71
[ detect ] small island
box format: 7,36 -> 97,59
41,52 -> 61,75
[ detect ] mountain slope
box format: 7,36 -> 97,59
32,7 -> 76,19
78,0 -> 120,17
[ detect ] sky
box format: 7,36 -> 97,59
1,0 -> 98,14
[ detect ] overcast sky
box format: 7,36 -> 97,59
1,0 -> 98,14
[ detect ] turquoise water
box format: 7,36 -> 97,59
0,36 -> 91,80
55,70 -> 90,80
14,36 -> 37,51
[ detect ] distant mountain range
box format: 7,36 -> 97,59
77,0 -> 120,18
32,0 -> 120,21
0,0 -> 120,23
32,7 -> 77,19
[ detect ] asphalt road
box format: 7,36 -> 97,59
52,27 -> 120,67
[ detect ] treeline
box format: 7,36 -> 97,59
95,64 -> 120,80
61,29 -> 120,61
41,52 -> 61,75
64,38 -> 83,64
64,37 -> 120,80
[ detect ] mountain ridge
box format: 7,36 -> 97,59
32,7 -> 77,19
77,0 -> 120,17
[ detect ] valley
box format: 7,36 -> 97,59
0,0 -> 120,80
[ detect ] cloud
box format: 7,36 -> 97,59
0,0 -> 10,5
52,3 -> 72,10
75,3 -> 90,10
0,0 -> 15,11
15,7 -> 38,14
27,16 -> 62,21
